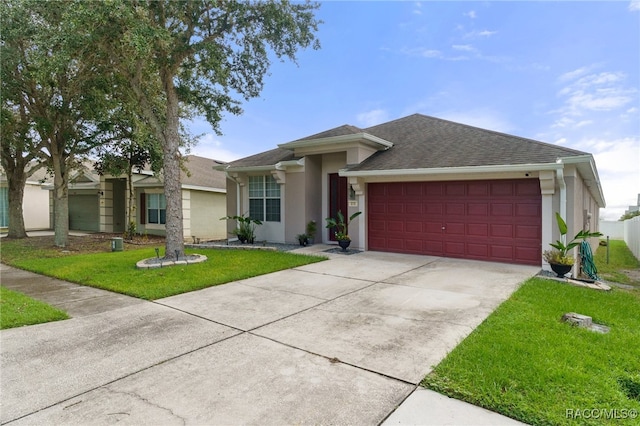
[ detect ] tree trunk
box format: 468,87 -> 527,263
162,78 -> 184,260
6,170 -> 28,239
51,151 -> 69,247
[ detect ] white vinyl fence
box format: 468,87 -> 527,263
624,216 -> 640,261
601,217 -> 640,261
599,220 -> 624,239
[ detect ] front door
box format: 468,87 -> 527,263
328,173 -> 348,241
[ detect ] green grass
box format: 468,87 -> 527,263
595,240 -> 640,286
1,245 -> 326,300
0,287 -> 69,329
422,278 -> 640,425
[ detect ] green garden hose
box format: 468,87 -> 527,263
580,240 -> 599,280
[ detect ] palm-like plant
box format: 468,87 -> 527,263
544,212 -> 602,265
325,210 -> 361,241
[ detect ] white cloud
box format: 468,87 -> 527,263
356,109 -> 389,127
590,137 -> 640,175
464,29 -> 497,38
452,44 -> 476,52
545,69 -> 639,220
186,133 -> 244,162
554,69 -> 637,123
558,66 -> 593,82
629,0 -> 640,12
464,10 -> 477,19
582,137 -> 640,220
401,47 -> 442,58
552,117 -> 593,129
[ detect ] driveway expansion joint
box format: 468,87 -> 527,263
102,388 -> 188,425
247,331 -> 418,387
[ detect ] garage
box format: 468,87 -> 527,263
69,194 -> 100,232
368,179 -> 542,265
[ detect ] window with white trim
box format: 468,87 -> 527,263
146,193 -> 166,224
249,175 -> 281,222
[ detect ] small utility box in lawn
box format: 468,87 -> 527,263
111,237 -> 123,252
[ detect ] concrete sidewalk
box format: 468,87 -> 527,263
1,264 -> 144,317
1,249 -> 533,425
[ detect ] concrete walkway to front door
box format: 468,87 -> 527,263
1,248 -> 536,425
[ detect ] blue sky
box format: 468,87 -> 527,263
187,1 -> 640,221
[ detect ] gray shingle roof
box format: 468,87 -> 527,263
227,113 -> 589,171
182,155 -> 227,189
224,147 -> 298,168
293,124 -> 364,141
349,114 -> 587,171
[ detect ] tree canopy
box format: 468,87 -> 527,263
95,0 -> 321,258
1,0 -> 125,246
619,210 -> 640,221
1,0 -> 321,253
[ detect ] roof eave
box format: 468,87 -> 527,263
221,158 -> 304,174
340,162 -> 563,177
182,184 -> 226,193
558,154 -> 606,208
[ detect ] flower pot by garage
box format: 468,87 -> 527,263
550,263 -> 572,278
338,239 -> 351,251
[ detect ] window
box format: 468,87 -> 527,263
248,175 -> 281,222
146,193 -> 166,224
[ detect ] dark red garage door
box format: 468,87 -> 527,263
368,179 -> 541,265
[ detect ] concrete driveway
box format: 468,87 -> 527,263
1,249 -> 536,425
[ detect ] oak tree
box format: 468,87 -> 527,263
98,0 -> 321,258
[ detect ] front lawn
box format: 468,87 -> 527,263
422,278 -> 640,425
1,240 -> 326,300
0,287 -> 69,329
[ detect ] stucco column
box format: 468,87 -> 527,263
182,189 -> 191,239
348,177 -> 365,250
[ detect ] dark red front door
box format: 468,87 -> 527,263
368,179 -> 542,265
328,173 -> 348,241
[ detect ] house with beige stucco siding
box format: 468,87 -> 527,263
54,155 -> 227,241
218,114 -> 605,273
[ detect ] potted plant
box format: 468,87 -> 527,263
305,220 -> 317,245
325,210 -> 361,251
221,213 -> 262,244
296,233 -> 309,246
544,212 -> 602,277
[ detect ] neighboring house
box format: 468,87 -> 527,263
219,114 -> 605,269
0,166 -> 50,231
61,155 -> 228,240
624,194 -> 640,215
